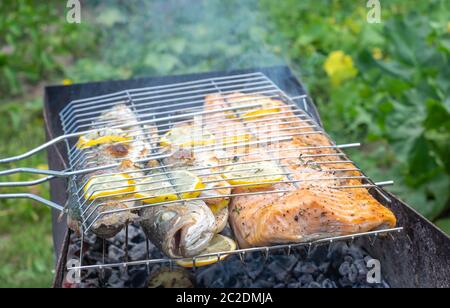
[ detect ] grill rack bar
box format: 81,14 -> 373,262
67,110 -> 313,167
69,227 -> 404,271
81,180 -> 394,233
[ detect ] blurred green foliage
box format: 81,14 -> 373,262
0,0 -> 448,287
0,0 -> 96,97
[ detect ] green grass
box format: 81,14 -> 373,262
0,99 -> 54,288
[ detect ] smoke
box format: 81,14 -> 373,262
80,0 -> 287,78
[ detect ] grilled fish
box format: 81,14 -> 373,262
204,93 -> 397,248
156,119 -> 232,234
67,104 -> 149,238
140,200 -> 216,258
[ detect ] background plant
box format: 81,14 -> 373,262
0,0 -> 448,287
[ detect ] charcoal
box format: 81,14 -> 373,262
348,264 -> 359,283
338,261 -> 351,277
307,282 -> 322,288
66,222 -> 391,288
297,274 -> 314,287
107,245 -> 126,262
318,262 -> 330,273
316,274 -> 325,283
127,269 -> 148,288
347,246 -> 365,260
210,277 -> 226,288
299,262 -> 318,275
244,256 -> 265,279
249,280 -> 275,288
196,266 -> 224,287
321,279 -> 337,288
128,243 -> 147,260
287,282 -> 302,288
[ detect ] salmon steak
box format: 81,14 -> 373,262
203,93 -> 397,248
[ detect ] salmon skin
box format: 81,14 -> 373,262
204,93 -> 397,248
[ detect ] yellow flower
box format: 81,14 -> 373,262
372,48 -> 383,60
323,51 -> 358,87
62,79 -> 73,86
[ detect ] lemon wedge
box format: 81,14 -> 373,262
221,134 -> 252,145
176,235 -> 236,268
208,199 -> 230,214
222,161 -> 284,188
134,170 -> 204,203
84,174 -> 135,201
241,107 -> 281,120
77,128 -> 133,149
160,126 -> 216,148
171,170 -> 205,199
134,174 -> 178,204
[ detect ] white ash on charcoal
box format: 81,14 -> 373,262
65,225 -> 389,288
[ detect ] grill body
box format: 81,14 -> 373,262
44,66 -> 450,288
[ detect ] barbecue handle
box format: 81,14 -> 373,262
0,193 -> 64,212
0,176 -> 55,188
0,134 -> 72,164
0,102 -> 263,164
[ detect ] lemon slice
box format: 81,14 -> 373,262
134,174 -> 178,204
77,130 -> 132,149
208,199 -> 230,214
241,107 -> 281,120
222,161 -> 284,188
135,171 -> 204,203
176,235 -> 236,268
171,170 -> 205,199
160,126 -> 216,148
221,134 -> 252,145
84,174 -> 135,201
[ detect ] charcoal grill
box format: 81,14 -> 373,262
1,66 -> 449,288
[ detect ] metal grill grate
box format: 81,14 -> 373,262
0,72 -> 402,271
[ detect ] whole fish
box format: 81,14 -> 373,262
140,200 -> 215,258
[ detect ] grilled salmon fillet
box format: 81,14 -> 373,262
204,93 -> 397,248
